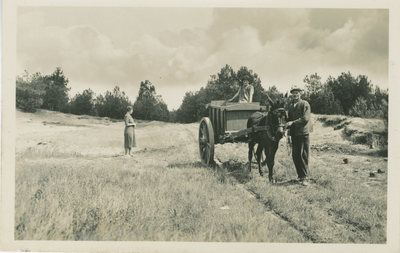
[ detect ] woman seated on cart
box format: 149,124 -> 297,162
228,76 -> 254,103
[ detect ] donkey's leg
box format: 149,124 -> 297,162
266,141 -> 279,183
256,144 -> 264,176
248,140 -> 255,172
261,158 -> 267,167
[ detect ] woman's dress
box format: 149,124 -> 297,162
124,113 -> 136,148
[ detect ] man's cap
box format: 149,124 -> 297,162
290,85 -> 303,93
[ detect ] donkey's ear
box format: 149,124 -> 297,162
268,99 -> 274,108
284,92 -> 289,98
266,96 -> 274,107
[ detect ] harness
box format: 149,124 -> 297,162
267,108 -> 292,156
286,130 -> 292,156
267,108 -> 286,142
250,108 -> 287,162
251,108 -> 286,143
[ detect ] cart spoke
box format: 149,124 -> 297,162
201,148 -> 207,159
200,138 -> 208,147
203,128 -> 208,140
200,125 -> 204,136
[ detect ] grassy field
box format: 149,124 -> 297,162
15,110 -> 387,243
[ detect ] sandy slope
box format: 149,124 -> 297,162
16,109 -> 386,158
16,109 -> 199,158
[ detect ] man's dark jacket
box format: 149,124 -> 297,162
288,99 -> 313,136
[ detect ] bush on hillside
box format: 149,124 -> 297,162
16,68 -> 71,113
42,68 -> 71,112
349,86 -> 388,134
132,80 -> 169,121
349,97 -> 375,118
326,72 -> 372,115
69,89 -> 96,116
16,86 -> 43,113
16,71 -> 46,112
95,86 -> 132,119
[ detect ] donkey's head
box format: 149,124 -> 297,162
267,96 -> 288,140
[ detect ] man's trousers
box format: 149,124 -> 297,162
291,134 -> 310,179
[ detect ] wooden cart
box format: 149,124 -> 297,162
199,100 -> 268,165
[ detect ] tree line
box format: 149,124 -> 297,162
16,68 -> 169,121
302,72 -> 388,125
16,66 -> 388,125
172,65 -> 283,123
173,65 -> 388,125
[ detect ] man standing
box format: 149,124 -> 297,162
286,85 -> 313,186
228,77 -> 254,103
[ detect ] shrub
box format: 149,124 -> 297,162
132,80 -> 169,122
95,86 -> 132,119
349,97 -> 375,118
16,71 -> 46,112
16,87 -> 43,112
70,89 -> 96,116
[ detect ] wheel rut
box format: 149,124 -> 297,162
213,156 -> 318,243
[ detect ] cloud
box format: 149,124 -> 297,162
202,8 -> 388,94
17,11 -> 68,72
209,8 -> 309,48
126,32 -> 214,86
350,10 -> 389,62
17,8 -> 389,110
18,12 -> 131,89
307,9 -> 363,31
298,29 -> 330,50
17,10 -> 217,109
300,9 -> 388,65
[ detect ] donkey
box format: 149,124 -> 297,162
247,97 -> 287,183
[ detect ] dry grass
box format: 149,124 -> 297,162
15,110 -> 307,242
215,139 -> 387,243
15,157 -> 308,242
15,110 -> 387,243
315,114 -> 387,148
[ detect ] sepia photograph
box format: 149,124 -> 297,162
2,0 -> 400,252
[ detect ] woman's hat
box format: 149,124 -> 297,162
290,85 -> 303,93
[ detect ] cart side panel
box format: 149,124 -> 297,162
209,106 -> 213,131
209,107 -> 222,142
212,107 -> 217,135
208,101 -> 267,136
225,110 -> 258,132
216,108 -> 221,136
222,109 -> 226,134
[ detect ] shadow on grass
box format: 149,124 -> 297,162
167,161 -> 205,169
42,121 -> 87,127
359,148 -> 388,157
312,142 -> 388,158
274,179 -> 299,187
220,160 -> 255,184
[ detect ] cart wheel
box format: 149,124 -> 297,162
199,117 -> 215,166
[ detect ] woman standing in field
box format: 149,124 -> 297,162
124,106 -> 136,157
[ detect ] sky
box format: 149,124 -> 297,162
17,7 -> 389,110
